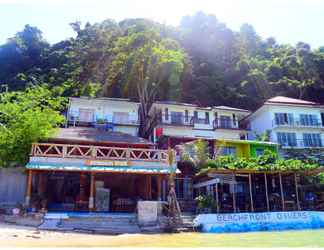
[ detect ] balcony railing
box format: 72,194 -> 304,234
213,118 -> 250,130
157,113 -> 249,130
31,143 -> 172,164
157,113 -> 209,126
67,113 -> 139,126
277,139 -> 324,148
272,119 -> 324,128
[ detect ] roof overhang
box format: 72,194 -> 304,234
26,156 -> 179,174
26,161 -> 179,174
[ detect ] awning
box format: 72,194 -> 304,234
26,162 -> 180,174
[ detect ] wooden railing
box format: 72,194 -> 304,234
31,143 -> 172,164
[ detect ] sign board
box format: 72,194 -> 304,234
85,160 -> 129,166
193,211 -> 324,233
137,201 -> 158,226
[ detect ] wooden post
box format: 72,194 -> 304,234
232,183 -> 236,213
249,174 -> 254,212
157,175 -> 162,201
264,173 -> 270,211
294,173 -> 301,210
215,182 -> 219,213
25,170 -> 33,206
279,173 -> 285,211
89,173 -> 95,210
147,175 -> 152,200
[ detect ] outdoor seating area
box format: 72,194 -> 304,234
194,169 -> 324,214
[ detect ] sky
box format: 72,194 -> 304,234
0,0 -> 323,48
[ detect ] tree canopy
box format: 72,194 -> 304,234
0,86 -> 66,167
1,12 -> 323,110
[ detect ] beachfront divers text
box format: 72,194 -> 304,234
215,211 -> 308,223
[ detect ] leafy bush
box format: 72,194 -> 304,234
195,195 -> 217,211
200,149 -> 319,173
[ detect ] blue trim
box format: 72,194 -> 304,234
26,162 -> 178,173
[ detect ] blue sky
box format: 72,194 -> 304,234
0,0 -> 323,48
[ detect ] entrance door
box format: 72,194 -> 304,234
79,109 -> 94,122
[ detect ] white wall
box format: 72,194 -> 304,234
249,106 -> 273,140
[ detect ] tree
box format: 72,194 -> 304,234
0,25 -> 49,90
106,20 -> 186,137
0,86 -> 66,167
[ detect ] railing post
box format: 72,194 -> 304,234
62,145 -> 67,158
30,144 -> 35,156
91,146 -> 97,159
126,148 -> 131,161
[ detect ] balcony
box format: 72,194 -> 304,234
157,113 -> 208,127
213,118 -> 249,130
277,139 -> 324,148
31,143 -> 171,164
67,113 -> 139,127
272,119 -> 324,129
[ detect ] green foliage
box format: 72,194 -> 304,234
195,195 -> 218,211
179,139 -> 209,169
201,150 -> 319,173
254,129 -> 271,141
0,86 -> 66,167
1,13 -> 324,108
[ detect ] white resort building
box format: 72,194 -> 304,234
148,101 -> 251,148
246,96 -> 324,148
66,97 -> 140,136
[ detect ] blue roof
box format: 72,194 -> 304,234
26,162 -> 179,174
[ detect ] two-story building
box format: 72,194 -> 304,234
246,96 -> 324,148
24,97 -> 179,213
148,101 -> 251,149
67,97 -> 140,136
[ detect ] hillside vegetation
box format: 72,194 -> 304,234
1,11 -> 324,111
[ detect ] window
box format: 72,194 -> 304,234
255,148 -> 265,157
277,132 -> 297,147
165,108 -> 169,120
300,114 -> 319,126
205,112 -> 210,124
274,113 -> 294,125
232,114 -> 237,126
220,115 -> 231,128
79,109 -> 95,122
221,146 -> 237,156
303,133 -> 322,147
113,112 -> 129,124
185,110 -> 189,123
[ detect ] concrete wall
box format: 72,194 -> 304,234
0,168 -> 27,205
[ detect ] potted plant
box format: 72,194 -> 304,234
195,195 -> 217,214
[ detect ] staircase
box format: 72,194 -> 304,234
178,214 -> 196,232
39,213 -> 141,235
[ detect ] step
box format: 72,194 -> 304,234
38,219 -> 61,230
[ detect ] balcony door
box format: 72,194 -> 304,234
170,111 -> 183,125
220,115 -> 231,128
79,109 -> 94,122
